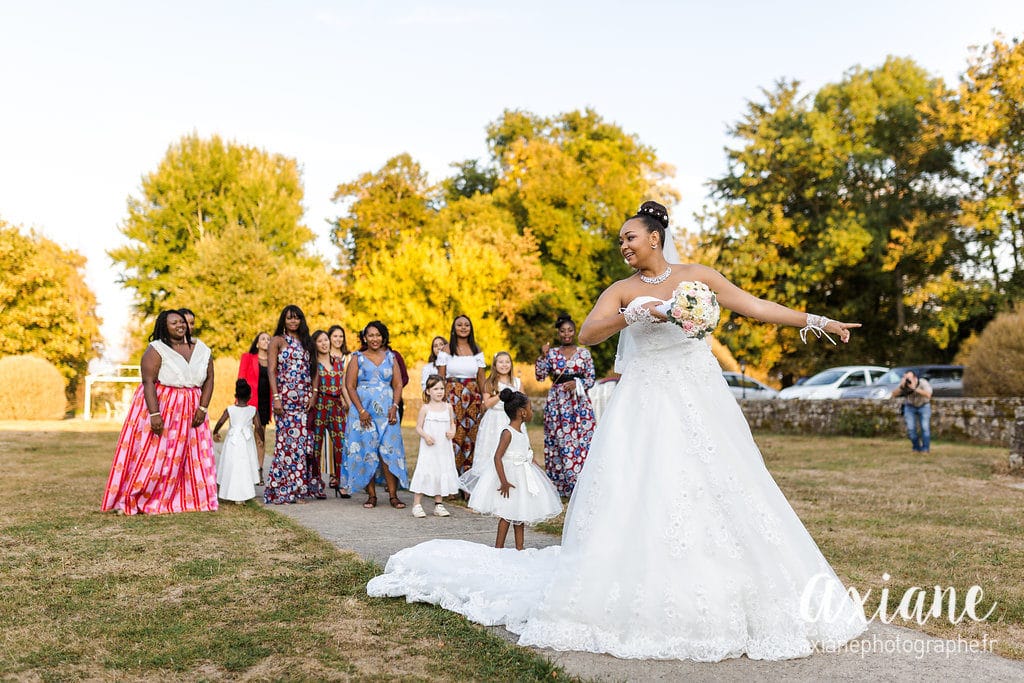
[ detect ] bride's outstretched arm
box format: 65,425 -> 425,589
696,265 -> 860,342
579,285 -> 628,345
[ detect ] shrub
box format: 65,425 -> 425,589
961,307 -> 1024,397
0,355 -> 67,419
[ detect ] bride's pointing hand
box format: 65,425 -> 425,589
826,320 -> 861,344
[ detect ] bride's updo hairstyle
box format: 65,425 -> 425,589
631,200 -> 670,249
500,388 -> 530,420
555,313 -> 575,331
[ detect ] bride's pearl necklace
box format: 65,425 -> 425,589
639,265 -> 672,285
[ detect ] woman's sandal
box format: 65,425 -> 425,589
363,495 -> 377,509
389,496 -> 406,509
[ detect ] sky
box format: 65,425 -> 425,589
1,0 -> 1021,361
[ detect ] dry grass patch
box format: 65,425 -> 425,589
0,421 -> 568,681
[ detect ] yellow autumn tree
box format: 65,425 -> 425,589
0,220 -> 102,398
344,195 -> 550,362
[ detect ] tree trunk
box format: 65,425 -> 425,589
894,267 -> 906,331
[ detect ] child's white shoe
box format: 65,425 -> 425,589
411,504 -> 426,518
433,503 -> 450,517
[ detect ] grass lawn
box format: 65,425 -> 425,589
2,421 -> 1023,681
0,421 -> 569,682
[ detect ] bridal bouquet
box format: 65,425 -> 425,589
656,281 -> 720,339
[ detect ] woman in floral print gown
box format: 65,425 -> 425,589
535,314 -> 597,497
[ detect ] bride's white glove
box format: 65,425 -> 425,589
644,300 -> 670,322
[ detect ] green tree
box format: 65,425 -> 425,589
331,153 -> 437,270
342,195 -> 550,362
330,110 -> 677,373
701,59 -> 981,379
935,34 -> 1024,302
162,225 -> 347,358
0,220 -> 102,397
483,108 -> 679,371
110,133 -> 314,321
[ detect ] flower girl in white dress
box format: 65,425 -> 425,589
460,351 -> 520,494
212,380 -> 261,504
409,375 -> 461,518
468,388 -> 562,550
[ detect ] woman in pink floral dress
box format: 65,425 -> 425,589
101,310 -> 217,515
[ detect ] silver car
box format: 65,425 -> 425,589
777,365 -> 888,400
839,365 -> 964,399
722,372 -> 778,400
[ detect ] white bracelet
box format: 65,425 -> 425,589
620,306 -> 654,326
800,313 -> 837,345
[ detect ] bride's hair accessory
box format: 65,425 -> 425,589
634,201 -> 669,229
800,313 -> 837,345
631,201 -> 670,251
639,266 -> 672,285
621,305 -> 655,326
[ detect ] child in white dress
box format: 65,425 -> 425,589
459,351 -> 520,494
467,388 -> 562,549
212,380 -> 261,504
410,374 -> 461,518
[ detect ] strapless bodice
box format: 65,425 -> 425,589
622,294 -> 716,355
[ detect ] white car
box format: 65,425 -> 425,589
777,365 -> 888,400
722,372 -> 778,400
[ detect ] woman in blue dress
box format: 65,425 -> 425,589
344,320 -> 409,509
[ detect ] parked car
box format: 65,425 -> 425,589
777,366 -> 888,400
839,365 -> 964,399
722,372 -> 778,400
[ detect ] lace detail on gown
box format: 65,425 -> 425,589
368,293 -> 867,661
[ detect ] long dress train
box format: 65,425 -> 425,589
368,294 -> 866,661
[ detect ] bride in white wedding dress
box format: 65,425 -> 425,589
368,201 -> 868,661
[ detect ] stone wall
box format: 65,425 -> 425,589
737,398 -> 1024,447
1011,407 -> 1024,471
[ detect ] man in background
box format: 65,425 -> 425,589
893,369 -> 933,453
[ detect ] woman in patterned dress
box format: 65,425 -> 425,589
436,315 -> 486,475
310,329 -> 351,497
535,313 -> 597,497
264,305 -> 324,504
344,321 -> 409,509
101,309 -> 218,515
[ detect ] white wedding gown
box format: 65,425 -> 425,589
368,295 -> 867,661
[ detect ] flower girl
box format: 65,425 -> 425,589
410,375 -> 461,518
212,380 -> 261,504
459,351 -> 520,494
468,389 -> 562,550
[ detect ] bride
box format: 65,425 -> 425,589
368,201 -> 868,661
